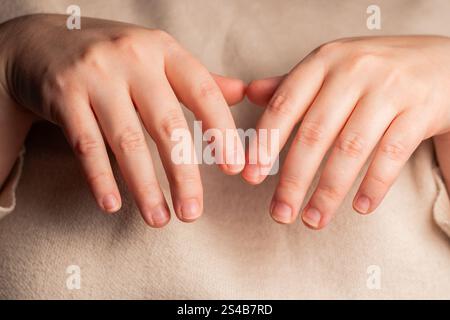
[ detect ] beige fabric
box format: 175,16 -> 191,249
0,149 -> 24,219
0,0 -> 449,299
433,169 -> 450,237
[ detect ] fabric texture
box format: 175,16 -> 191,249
0,0 -> 449,299
433,168 -> 450,237
0,149 -> 24,219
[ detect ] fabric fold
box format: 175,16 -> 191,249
0,148 -> 25,220
433,167 -> 450,238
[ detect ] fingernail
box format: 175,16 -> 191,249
302,207 -> 321,228
102,194 -> 119,213
354,195 -> 371,214
226,161 -> 244,174
181,199 -> 201,221
244,164 -> 260,183
148,205 -> 169,227
271,201 -> 293,224
226,150 -> 245,174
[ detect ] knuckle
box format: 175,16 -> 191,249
172,171 -> 200,188
73,134 -> 101,158
159,110 -> 186,139
316,183 -> 343,201
366,173 -> 389,189
346,51 -> 384,73
381,69 -> 409,94
313,40 -> 343,58
278,174 -> 303,193
152,29 -> 173,42
85,171 -> 111,187
335,132 -> 365,158
42,69 -> 77,98
195,79 -> 221,100
153,29 -> 179,53
111,34 -> 142,60
380,140 -> 409,161
139,181 -> 160,196
267,94 -> 296,117
41,73 -> 77,123
80,44 -> 109,73
116,127 -> 147,154
137,182 -> 163,206
294,121 -> 325,147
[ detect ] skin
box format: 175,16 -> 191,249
245,36 -> 450,230
0,14 -> 246,227
1,19 -> 450,230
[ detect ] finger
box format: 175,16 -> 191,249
165,49 -> 245,175
90,85 -> 170,228
212,74 -> 247,106
242,57 -> 325,185
246,76 -> 285,107
59,93 -> 122,214
131,72 -> 203,222
300,96 -> 396,229
434,133 -> 450,192
353,110 -> 427,215
270,72 -> 362,224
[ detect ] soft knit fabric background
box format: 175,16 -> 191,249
0,0 -> 449,299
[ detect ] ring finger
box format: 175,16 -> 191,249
90,82 -> 170,228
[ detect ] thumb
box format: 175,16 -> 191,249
246,75 -> 285,107
211,73 -> 247,106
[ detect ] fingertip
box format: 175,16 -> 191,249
142,204 -> 171,228
176,198 -> 203,223
101,193 -> 122,214
270,199 -> 295,224
246,76 -> 284,107
212,74 -> 247,106
226,78 -> 248,106
353,194 -> 375,215
241,168 -> 266,185
221,163 -> 245,176
301,206 -> 324,230
145,214 -> 171,229
246,80 -> 269,107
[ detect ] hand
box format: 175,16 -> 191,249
245,36 -> 450,229
0,14 -> 246,227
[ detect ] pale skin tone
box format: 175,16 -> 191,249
1,15 -> 450,230
0,14 -> 246,227
245,36 -> 450,229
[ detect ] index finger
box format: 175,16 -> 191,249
242,57 -> 325,184
164,47 -> 245,175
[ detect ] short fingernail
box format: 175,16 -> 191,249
181,199 -> 201,221
354,195 -> 371,214
302,207 -> 321,228
150,205 -> 170,227
244,164 -> 260,182
225,141 -> 245,174
226,161 -> 244,174
259,164 -> 272,176
271,201 -> 293,224
102,194 -> 119,213
227,153 -> 245,174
